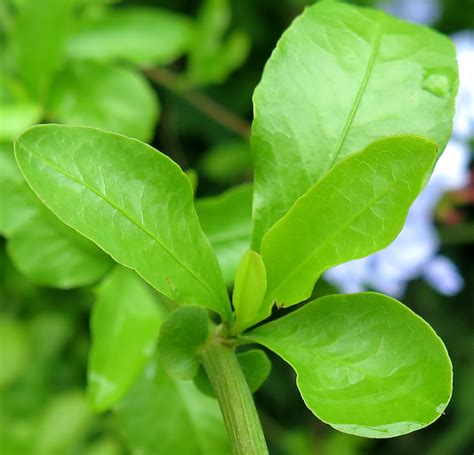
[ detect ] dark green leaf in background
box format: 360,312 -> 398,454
116,355 -> 230,455
194,348 -> 271,397
88,266 -> 163,412
15,125 -> 231,319
0,314 -> 29,388
196,183 -> 252,286
188,0 -> 251,85
198,140 -> 252,184
14,0 -> 75,101
251,1 -> 458,246
67,7 -> 193,67
47,60 -> 159,142
247,293 -> 452,438
158,306 -> 209,380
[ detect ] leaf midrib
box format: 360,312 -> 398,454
22,143 -> 223,307
327,16 -> 384,170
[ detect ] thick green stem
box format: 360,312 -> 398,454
201,335 -> 268,455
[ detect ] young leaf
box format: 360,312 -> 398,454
259,136 -> 436,315
88,266 -> 163,412
196,184 -> 252,286
0,142 -> 111,288
15,125 -> 231,319
14,0 -> 75,100
251,1 -> 458,246
116,355 -> 230,455
48,60 -> 159,142
67,7 -> 193,67
194,348 -> 271,397
246,293 -> 452,438
232,250 -> 266,334
158,306 -> 209,380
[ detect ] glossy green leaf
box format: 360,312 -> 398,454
15,125 -> 230,318
194,348 -> 271,397
259,136 -> 436,315
88,266 -> 163,412
48,60 -> 159,142
247,292 -> 452,438
0,142 -> 111,288
251,1 -> 458,246
196,184 -> 252,286
116,355 -> 230,455
14,0 -> 75,100
232,250 -> 266,334
67,7 -> 193,66
158,306 -> 209,380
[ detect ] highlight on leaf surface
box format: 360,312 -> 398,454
14,125 -> 231,320
258,135 -> 436,319
247,292 -> 452,438
251,1 -> 458,246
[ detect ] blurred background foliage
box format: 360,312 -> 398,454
0,0 -> 473,454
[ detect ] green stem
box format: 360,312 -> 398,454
201,334 -> 268,455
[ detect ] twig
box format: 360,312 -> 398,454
145,67 -> 251,139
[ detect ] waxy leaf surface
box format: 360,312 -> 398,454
0,142 -> 111,288
48,60 -> 159,142
248,293 -> 452,438
67,7 -> 193,66
88,266 -> 163,412
116,355 -> 230,455
251,1 -> 458,245
158,306 -> 209,380
196,184 -> 252,286
260,136 -> 436,314
15,125 -> 231,318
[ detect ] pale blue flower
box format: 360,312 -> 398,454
452,31 -> 474,140
382,0 -> 441,25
